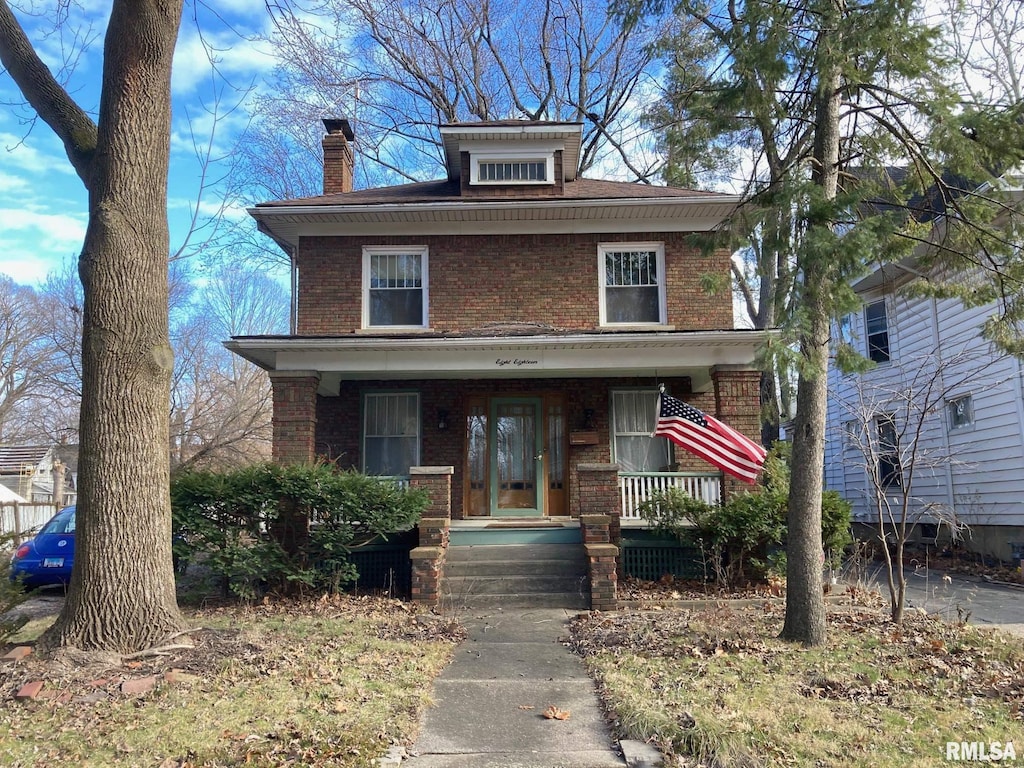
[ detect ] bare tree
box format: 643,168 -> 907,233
0,0 -> 186,652
227,0 -> 662,214
169,265 -> 287,471
835,347 -> 1008,623
944,0 -> 1024,107
0,276 -> 60,441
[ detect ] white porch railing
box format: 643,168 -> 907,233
619,471 -> 723,521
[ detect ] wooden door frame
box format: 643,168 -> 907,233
462,391 -> 569,518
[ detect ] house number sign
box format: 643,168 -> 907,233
495,358 -> 540,367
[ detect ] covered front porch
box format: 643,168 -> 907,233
228,330 -> 764,520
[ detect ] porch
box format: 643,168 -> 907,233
388,469 -> 723,522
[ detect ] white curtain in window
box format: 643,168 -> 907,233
611,391 -> 670,472
364,393 -> 419,475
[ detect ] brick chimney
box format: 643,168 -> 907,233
322,118 -> 355,194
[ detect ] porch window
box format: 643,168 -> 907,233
363,392 -> 420,476
611,390 -> 671,472
865,299 -> 890,363
599,243 -> 666,325
364,247 -> 428,328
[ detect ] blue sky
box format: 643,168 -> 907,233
0,1 -> 279,286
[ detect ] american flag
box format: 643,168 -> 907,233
653,392 -> 767,484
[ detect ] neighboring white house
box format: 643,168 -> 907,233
825,192 -> 1024,562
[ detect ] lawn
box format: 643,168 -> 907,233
0,595 -> 462,767
569,602 -> 1024,767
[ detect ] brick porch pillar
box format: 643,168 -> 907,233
409,467 -> 453,608
711,365 -> 764,500
270,371 -> 320,465
578,465 -> 621,611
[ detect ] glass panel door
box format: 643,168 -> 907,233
490,398 -> 543,516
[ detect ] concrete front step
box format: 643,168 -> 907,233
445,543 -> 586,560
445,559 -> 585,577
443,592 -> 589,610
442,542 -> 589,610
444,574 -> 586,596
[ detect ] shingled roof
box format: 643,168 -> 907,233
253,177 -> 726,209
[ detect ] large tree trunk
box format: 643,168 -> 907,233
780,0 -> 844,646
10,0 -> 187,653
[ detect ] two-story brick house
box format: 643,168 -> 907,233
228,119 -> 765,524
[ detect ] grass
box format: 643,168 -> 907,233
570,604 -> 1024,767
0,595 -> 460,767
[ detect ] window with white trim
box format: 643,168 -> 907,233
947,394 -> 974,430
363,392 -> 420,476
865,299 -> 891,363
363,247 -> 428,328
477,160 -> 547,182
599,243 -> 666,326
611,390 -> 671,472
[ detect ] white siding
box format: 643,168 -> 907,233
825,278 -> 1024,529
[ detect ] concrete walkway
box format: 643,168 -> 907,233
406,608 -> 627,768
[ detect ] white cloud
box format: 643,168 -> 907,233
172,28 -> 276,98
0,209 -> 86,285
0,132 -> 76,176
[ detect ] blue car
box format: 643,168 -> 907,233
9,505 -> 76,589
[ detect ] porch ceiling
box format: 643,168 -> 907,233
225,330 -> 768,396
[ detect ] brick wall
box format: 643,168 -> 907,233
712,366 -> 764,499
316,375 -> 695,518
295,233 -> 733,335
270,372 -> 320,464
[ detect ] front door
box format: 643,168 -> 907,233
490,398 -> 543,516
465,394 -> 568,517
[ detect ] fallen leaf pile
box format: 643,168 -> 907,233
542,705 -> 571,720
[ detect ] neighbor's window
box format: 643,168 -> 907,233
364,247 -> 428,328
875,414 -> 901,488
947,395 -> 974,430
363,392 -> 420,476
864,299 -> 891,363
611,390 -> 671,472
599,243 -> 666,325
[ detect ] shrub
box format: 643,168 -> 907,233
640,442 -> 852,586
171,463 -> 428,600
1,531 -> 30,643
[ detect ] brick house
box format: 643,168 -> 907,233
228,119 -> 764,527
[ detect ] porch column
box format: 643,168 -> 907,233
577,462 -> 621,517
711,365 -> 763,500
270,371 -> 320,464
410,466 -> 453,608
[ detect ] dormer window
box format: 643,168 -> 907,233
470,152 -> 554,186
477,159 -> 548,183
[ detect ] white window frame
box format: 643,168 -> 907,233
598,242 -> 668,327
361,391 -> 421,477
466,141 -> 558,186
947,394 -> 974,431
610,389 -> 673,472
362,246 -> 429,329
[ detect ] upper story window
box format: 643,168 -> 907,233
363,246 -> 428,328
947,394 -> 974,430
864,299 -> 891,363
477,160 -> 547,183
599,243 -> 667,326
611,390 -> 671,472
